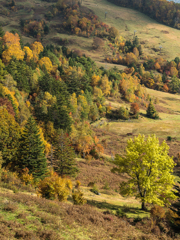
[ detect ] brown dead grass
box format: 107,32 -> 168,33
77,159 -> 125,190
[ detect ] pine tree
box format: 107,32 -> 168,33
0,151 -> 3,168
171,182 -> 180,232
0,151 -> 3,179
146,100 -> 159,119
0,26 -> 4,38
17,116 -> 47,179
53,129 -> 78,177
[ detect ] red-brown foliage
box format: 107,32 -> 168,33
0,97 -> 15,117
130,103 -> 140,115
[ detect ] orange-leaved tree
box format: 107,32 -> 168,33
2,32 -> 24,64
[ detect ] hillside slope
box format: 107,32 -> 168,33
82,0 -> 180,61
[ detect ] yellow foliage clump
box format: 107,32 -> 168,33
100,74 -> 111,96
38,170 -> 72,201
38,57 -> 53,73
23,46 -> 33,62
20,168 -> 34,185
38,125 -> 51,157
31,41 -> 44,62
170,67 -> 178,77
2,44 -> 24,64
2,86 -> 19,111
91,74 -> 100,87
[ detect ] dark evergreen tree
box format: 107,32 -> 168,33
0,26 -> 4,58
162,72 -> 167,83
0,26 -> 4,38
53,129 -> 78,177
171,182 -> 180,232
146,100 -> 159,119
48,99 -> 72,132
6,60 -> 32,93
17,116 -> 47,179
0,151 -> 3,168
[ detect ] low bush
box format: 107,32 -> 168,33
72,190 -> 87,205
38,170 -> 72,201
90,184 -> 100,195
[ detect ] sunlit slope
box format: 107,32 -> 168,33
83,0 -> 180,61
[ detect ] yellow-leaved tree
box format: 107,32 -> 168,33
100,74 -> 111,96
38,125 -> 51,157
23,46 -> 33,62
30,41 -> 44,62
112,134 -> 177,210
38,57 -> 53,73
91,74 -> 100,87
41,91 -> 57,114
70,121 -> 94,158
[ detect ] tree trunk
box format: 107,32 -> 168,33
141,201 -> 146,210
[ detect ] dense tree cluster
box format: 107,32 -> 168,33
0,29 -> 126,179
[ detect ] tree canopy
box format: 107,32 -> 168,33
112,134 -> 177,210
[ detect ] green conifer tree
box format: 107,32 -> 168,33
17,116 -> 47,179
0,26 -> 4,38
53,129 -> 78,177
146,100 -> 159,119
0,151 -> 3,179
0,151 -> 3,168
171,182 -> 180,232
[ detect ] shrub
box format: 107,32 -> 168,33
118,106 -> 129,120
103,181 -> 110,190
38,170 -> 72,201
167,136 -> 172,141
3,201 -> 18,212
72,190 -> 87,205
1,169 -> 21,188
130,102 -> 139,116
116,208 -> 126,217
20,168 -> 34,185
88,182 -> 95,187
75,180 -> 81,189
91,184 -> 100,195
150,205 -> 166,226
92,37 -> 104,50
109,27 -> 119,40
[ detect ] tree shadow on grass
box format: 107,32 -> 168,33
87,199 -> 149,217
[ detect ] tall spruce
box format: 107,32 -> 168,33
146,99 -> 159,119
171,182 -> 180,232
0,151 -> 3,168
0,26 -> 4,38
17,116 -> 47,179
53,129 -> 78,177
0,151 -> 3,179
